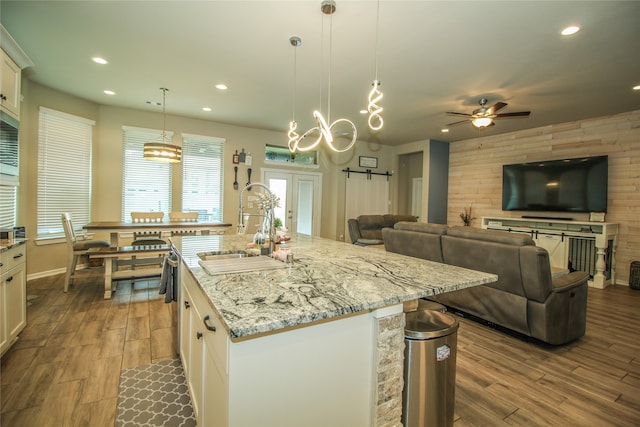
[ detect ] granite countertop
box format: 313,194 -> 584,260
0,239 -> 26,253
171,234 -> 497,340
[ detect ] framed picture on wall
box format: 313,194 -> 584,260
359,156 -> 378,168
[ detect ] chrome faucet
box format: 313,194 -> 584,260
238,182 -> 277,254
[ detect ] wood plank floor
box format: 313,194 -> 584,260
1,271 -> 175,427
2,271 -> 640,426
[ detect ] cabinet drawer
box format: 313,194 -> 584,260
0,245 -> 26,276
184,271 -> 228,372
201,307 -> 228,374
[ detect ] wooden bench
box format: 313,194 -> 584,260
88,244 -> 170,299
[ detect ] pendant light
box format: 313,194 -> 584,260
367,0 -> 383,131
289,0 -> 358,153
143,87 -> 182,162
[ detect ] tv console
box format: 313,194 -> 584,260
482,216 -> 619,289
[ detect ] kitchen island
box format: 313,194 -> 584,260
172,234 -> 497,427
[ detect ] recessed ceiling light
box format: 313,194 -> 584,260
561,26 -> 580,36
441,128 -> 449,133
103,90 -> 115,95
202,107 -> 212,112
633,84 -> 640,91
92,56 -> 108,65
215,83 -> 228,90
359,109 -> 367,114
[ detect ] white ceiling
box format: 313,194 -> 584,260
2,1 -> 639,145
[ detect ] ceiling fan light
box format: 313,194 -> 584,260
472,117 -> 493,128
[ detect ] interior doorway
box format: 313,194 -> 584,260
344,173 -> 390,241
262,169 -> 322,236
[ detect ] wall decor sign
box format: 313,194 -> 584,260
359,156 -> 378,168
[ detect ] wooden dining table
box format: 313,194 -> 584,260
83,220 -> 232,245
83,220 -> 231,298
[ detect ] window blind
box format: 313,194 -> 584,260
37,107 -> 95,238
181,133 -> 225,221
122,126 -> 173,221
0,186 -> 16,229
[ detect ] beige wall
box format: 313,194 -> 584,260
447,110 -> 640,285
18,81 -> 395,276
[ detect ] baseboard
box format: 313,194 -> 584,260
26,264 -> 92,281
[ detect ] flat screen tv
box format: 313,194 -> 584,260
502,155 -> 608,213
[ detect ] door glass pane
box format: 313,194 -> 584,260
268,178 -> 288,228
296,180 -> 313,235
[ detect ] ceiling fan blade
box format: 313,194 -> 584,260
487,102 -> 508,115
446,119 -> 470,127
495,111 -> 531,118
446,112 -> 473,117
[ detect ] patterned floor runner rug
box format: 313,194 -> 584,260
116,358 -> 196,427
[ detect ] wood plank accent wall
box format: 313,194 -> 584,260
447,110 -> 640,285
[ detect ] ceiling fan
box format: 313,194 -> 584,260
446,98 -> 531,129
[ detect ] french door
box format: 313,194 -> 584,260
262,169 -> 322,236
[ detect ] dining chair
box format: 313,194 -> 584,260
128,212 -> 167,270
169,211 -> 199,222
61,212 -> 111,292
169,211 -> 199,236
130,212 -> 166,245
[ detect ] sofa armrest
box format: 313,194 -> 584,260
347,219 -> 361,244
551,271 -> 589,293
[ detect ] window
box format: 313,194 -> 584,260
37,107 -> 94,238
182,133 -> 225,221
265,144 -> 317,166
121,126 -> 173,221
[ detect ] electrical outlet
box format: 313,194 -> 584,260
339,234 -> 344,241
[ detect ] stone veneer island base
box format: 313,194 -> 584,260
173,234 -> 496,427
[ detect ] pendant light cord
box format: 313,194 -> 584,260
374,0 -> 380,81
161,88 -> 168,142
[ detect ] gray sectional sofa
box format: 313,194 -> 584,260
383,222 -> 589,345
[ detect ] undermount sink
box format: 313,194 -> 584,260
197,250 -> 259,261
197,251 -> 285,275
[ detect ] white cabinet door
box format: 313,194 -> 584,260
203,338 -> 229,427
0,244 -> 27,356
187,287 -> 204,424
0,49 -> 21,119
179,275 -> 192,377
0,270 -> 6,352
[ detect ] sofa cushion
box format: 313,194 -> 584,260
394,222 -> 448,235
383,226 -> 445,263
357,215 -> 385,240
442,228 -> 529,297
383,214 -> 417,228
446,226 -> 535,246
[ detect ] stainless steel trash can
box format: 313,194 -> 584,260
403,309 -> 459,427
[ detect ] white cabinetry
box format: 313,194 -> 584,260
1,242 -> 27,356
482,217 -> 618,288
0,49 -> 21,120
180,266 -> 228,427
